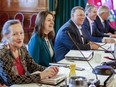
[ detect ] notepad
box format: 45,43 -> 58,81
65,50 -> 93,61
40,74 -> 66,85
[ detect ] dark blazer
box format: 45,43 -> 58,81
94,16 -> 115,34
0,45 -> 45,85
82,17 -> 105,42
54,19 -> 90,62
28,33 -> 54,67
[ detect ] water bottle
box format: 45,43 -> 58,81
69,64 -> 76,77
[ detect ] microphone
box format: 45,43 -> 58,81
65,30 -> 99,80
92,42 -> 116,59
83,38 -> 116,75
81,32 -> 116,60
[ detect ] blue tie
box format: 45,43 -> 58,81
102,22 -> 105,28
91,22 -> 94,35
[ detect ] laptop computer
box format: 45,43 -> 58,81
65,50 -> 94,61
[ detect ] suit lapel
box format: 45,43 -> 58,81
97,16 -> 105,32
69,20 -> 84,44
86,18 -> 92,34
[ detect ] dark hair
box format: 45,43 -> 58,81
33,11 -> 55,39
1,20 -> 20,43
71,6 -> 84,17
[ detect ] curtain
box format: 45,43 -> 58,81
48,0 -> 87,34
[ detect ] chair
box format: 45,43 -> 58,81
29,13 -> 37,30
24,13 -> 37,38
0,13 -> 9,31
14,12 -> 24,27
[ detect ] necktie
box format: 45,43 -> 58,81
78,28 -> 84,44
91,22 -> 94,35
102,22 -> 105,28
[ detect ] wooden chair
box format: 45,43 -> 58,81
14,12 -> 24,27
24,13 -> 37,38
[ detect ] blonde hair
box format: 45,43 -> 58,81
97,5 -> 109,15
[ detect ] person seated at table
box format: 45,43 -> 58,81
0,20 -> 59,86
94,5 -> 116,37
28,11 -> 55,67
82,4 -> 115,43
54,6 -> 99,62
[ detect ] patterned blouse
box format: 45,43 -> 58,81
0,44 -> 46,85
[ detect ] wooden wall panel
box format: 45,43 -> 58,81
0,0 -> 48,19
0,0 -> 48,43
0,0 -> 48,12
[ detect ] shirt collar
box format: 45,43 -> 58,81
71,19 -> 82,29
98,15 -> 104,22
87,16 -> 94,24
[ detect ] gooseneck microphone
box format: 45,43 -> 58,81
65,30 -> 99,80
92,42 -> 116,59
81,34 -> 116,75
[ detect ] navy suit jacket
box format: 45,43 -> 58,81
54,19 -> 90,62
82,17 -> 106,42
94,16 -> 115,34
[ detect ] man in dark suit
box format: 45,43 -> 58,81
94,5 -> 116,38
82,5 -> 116,43
54,6 -> 99,62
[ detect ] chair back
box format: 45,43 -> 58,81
14,12 -> 24,27
29,13 -> 37,30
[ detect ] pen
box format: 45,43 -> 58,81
104,56 -> 115,60
49,63 -> 85,71
76,67 -> 85,71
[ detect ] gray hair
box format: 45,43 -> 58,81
1,20 -> 20,44
71,6 -> 84,17
97,5 -> 110,15
85,4 -> 96,16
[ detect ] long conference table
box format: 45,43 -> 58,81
11,43 -> 116,87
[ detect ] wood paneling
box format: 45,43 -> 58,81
0,0 -> 48,43
0,0 -> 48,12
0,0 -> 48,19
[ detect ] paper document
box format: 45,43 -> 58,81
40,74 -> 66,85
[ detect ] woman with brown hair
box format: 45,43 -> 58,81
28,11 -> 55,67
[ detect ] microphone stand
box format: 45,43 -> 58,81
66,30 -> 99,80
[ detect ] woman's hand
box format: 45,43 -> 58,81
40,66 -> 59,80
